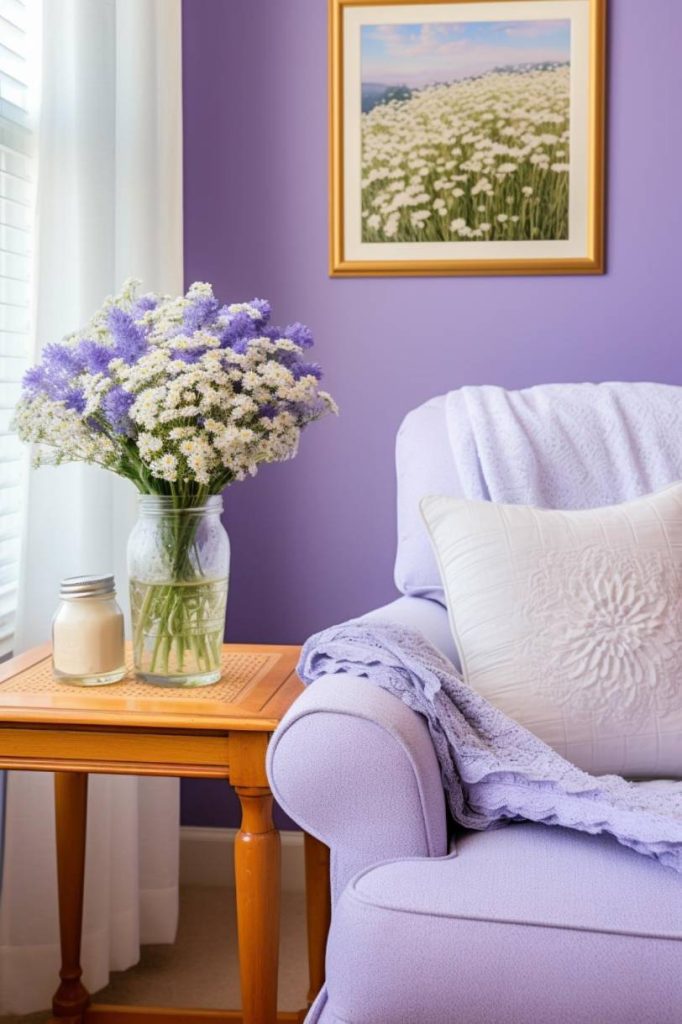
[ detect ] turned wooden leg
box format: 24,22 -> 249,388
304,833 -> 331,1007
50,772 -> 90,1024
235,785 -> 281,1024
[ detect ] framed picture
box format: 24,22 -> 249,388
329,0 -> 606,276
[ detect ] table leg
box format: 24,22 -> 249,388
235,785 -> 281,1024
51,772 -> 90,1024
304,833 -> 330,1007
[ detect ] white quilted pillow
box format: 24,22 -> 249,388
420,485 -> 682,778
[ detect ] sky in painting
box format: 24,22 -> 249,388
361,20 -> 571,87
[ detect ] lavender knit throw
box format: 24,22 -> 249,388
298,620 -> 682,873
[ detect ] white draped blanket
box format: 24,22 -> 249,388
446,382 -> 682,507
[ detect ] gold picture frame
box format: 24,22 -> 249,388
329,0 -> 606,277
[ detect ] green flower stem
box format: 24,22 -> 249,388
132,578 -> 226,679
130,497 -> 226,681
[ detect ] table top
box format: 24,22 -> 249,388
0,643 -> 303,733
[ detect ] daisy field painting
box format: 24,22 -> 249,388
361,20 -> 571,243
330,0 -> 605,277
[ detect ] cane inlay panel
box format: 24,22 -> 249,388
1,650 -> 278,704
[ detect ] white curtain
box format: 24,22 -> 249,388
0,0 -> 184,1012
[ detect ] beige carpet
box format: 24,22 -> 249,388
0,886 -> 309,1024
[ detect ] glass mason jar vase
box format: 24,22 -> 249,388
127,496 -> 229,687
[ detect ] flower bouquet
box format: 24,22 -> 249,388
15,281 -> 336,685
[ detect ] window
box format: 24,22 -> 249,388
0,0 -> 38,658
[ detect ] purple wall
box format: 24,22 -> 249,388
181,0 -> 681,827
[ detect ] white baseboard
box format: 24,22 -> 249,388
180,826 -> 305,892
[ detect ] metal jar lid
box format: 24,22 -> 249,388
59,574 -> 116,599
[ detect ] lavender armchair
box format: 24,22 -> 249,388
267,396 -> 682,1024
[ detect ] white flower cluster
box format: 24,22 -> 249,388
14,281 -> 337,495
13,392 -> 119,469
361,65 -> 570,243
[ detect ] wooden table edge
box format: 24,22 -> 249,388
0,707 -> 294,731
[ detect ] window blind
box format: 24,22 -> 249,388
0,0 -> 36,659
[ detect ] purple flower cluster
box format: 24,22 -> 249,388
183,295 -> 220,334
101,386 -> 136,435
22,343 -> 85,407
107,307 -> 148,363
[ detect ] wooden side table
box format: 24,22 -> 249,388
0,644 -> 331,1024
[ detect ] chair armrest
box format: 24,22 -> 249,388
267,672 -> 447,904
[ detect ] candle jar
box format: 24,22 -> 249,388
52,575 -> 126,686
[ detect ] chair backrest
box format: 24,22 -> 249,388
394,382 -> 682,604
394,394 -> 461,603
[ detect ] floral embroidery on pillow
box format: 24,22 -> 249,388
524,547 -> 682,720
